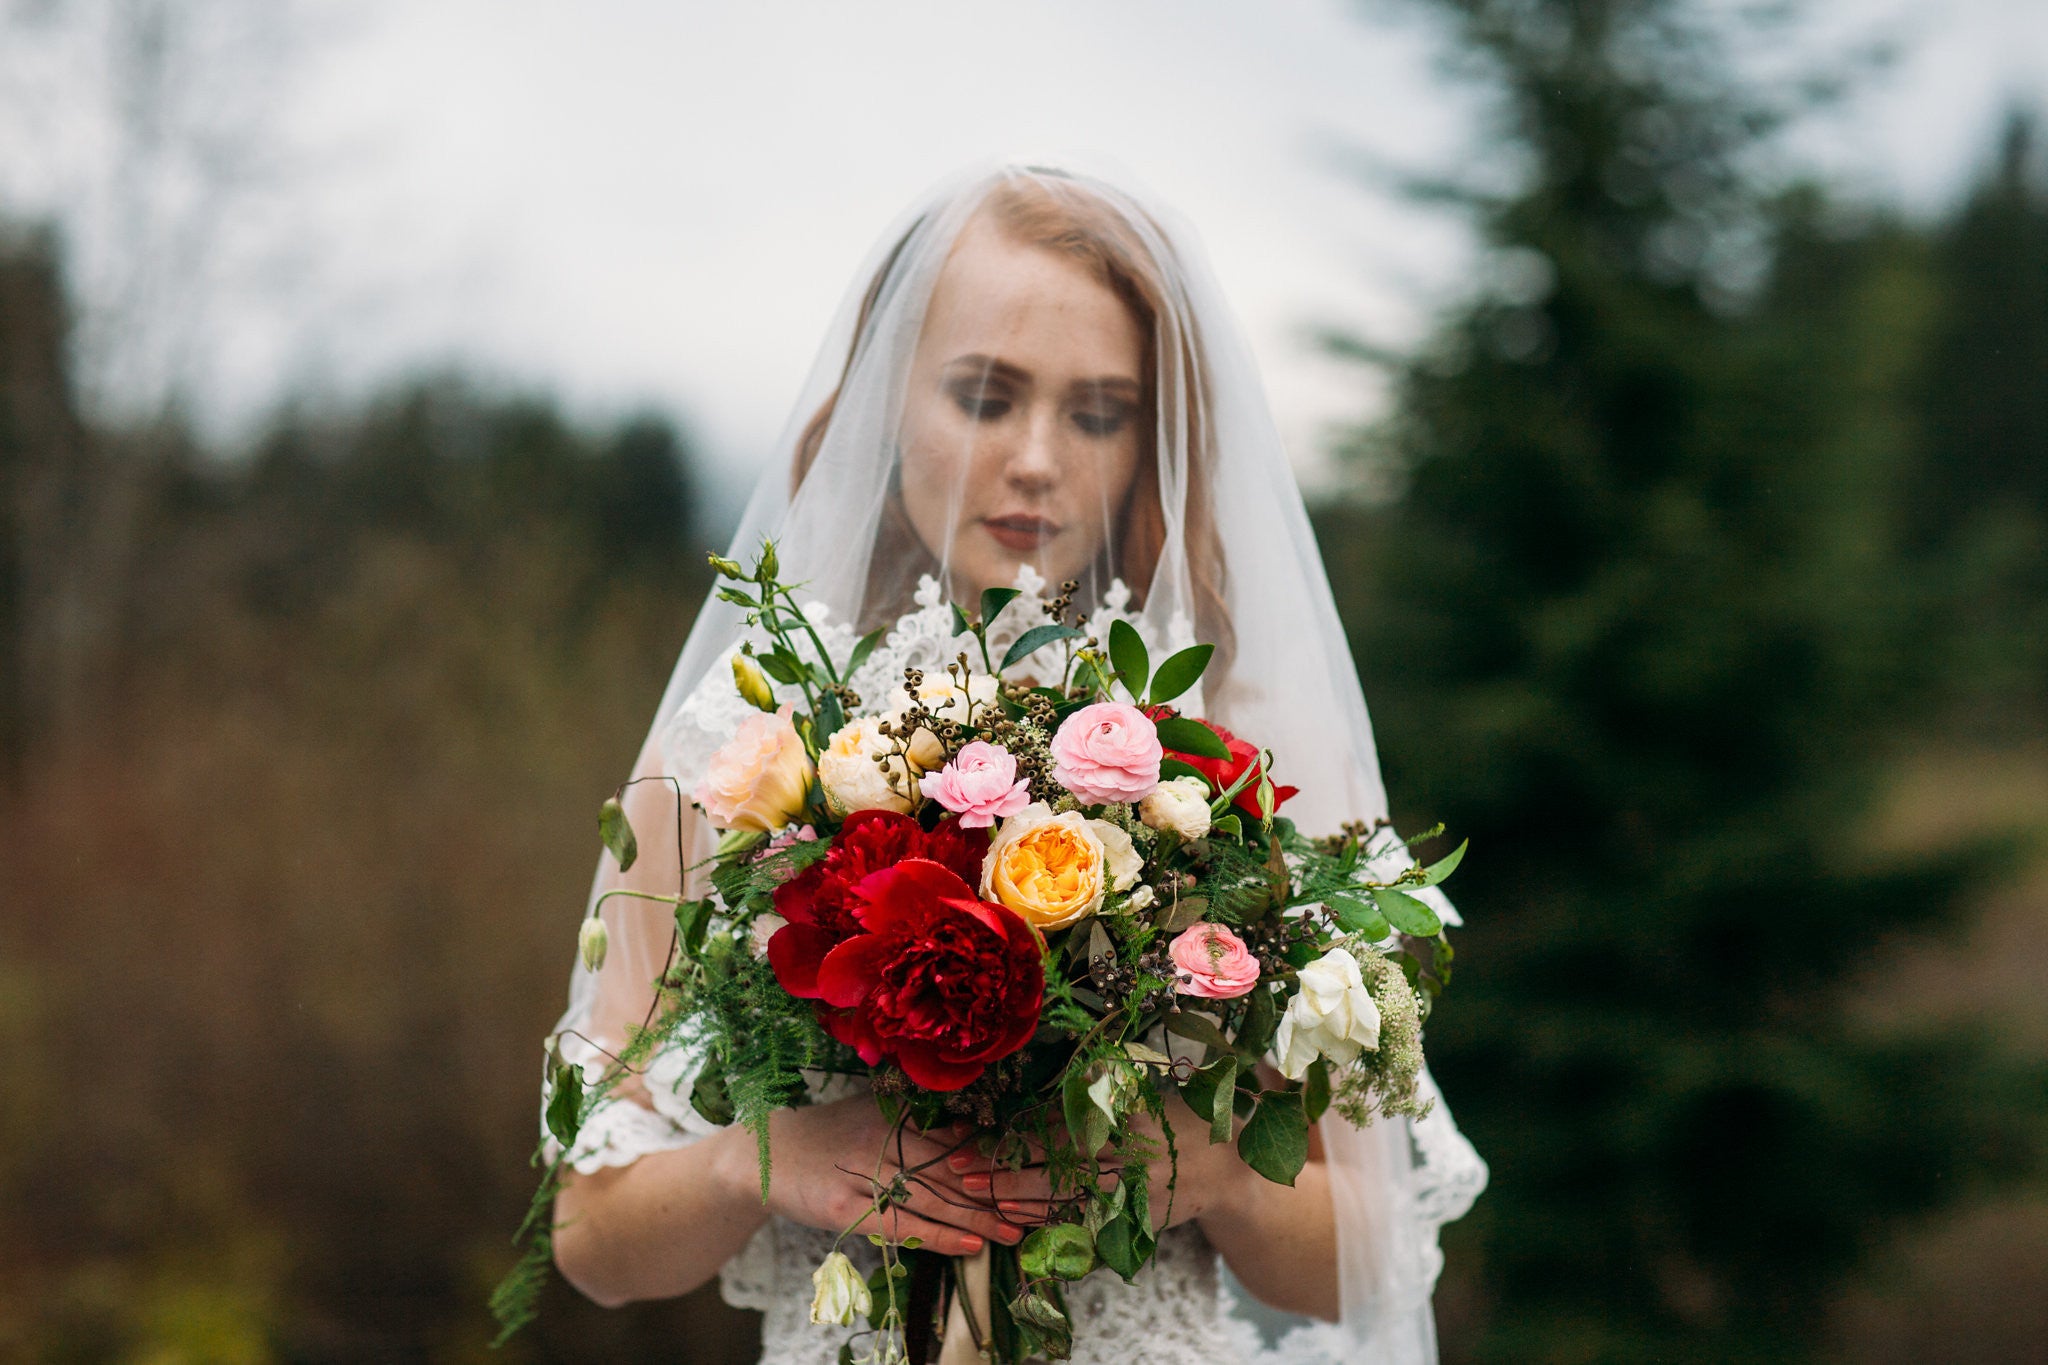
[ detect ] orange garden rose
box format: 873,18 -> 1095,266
692,703 -> 814,831
980,802 -> 1142,930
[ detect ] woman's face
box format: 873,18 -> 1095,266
899,214 -> 1147,599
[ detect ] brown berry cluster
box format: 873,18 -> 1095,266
1089,945 -> 1177,1015
1238,914 -> 1320,977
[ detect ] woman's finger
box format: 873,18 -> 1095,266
892,1179 -> 1028,1246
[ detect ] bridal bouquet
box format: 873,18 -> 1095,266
499,544 -> 1463,1363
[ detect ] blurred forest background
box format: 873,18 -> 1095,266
3,0 -> 2045,1362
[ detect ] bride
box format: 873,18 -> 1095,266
540,161 -> 1485,1364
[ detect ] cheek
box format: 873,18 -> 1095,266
898,396 -> 976,542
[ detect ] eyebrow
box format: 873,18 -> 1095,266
943,354 -> 1141,396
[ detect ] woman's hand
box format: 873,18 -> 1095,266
942,1088 -> 1259,1234
732,1095 -> 1029,1258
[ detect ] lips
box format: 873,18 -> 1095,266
981,514 -> 1061,553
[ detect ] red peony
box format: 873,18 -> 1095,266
813,859 -> 1044,1091
767,810 -> 987,998
1145,706 -> 1298,818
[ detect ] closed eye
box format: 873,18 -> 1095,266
1072,402 -> 1133,437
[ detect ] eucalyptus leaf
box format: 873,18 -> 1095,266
674,898 -> 714,957
1157,757 -> 1211,787
1162,1010 -> 1234,1054
1063,1069 -> 1111,1159
1237,1090 -> 1310,1186
1095,1213 -> 1142,1282
980,586 -> 1023,626
1001,623 -> 1086,673
1179,1054 -> 1238,1145
598,797 -> 637,872
1373,887 -> 1443,937
1108,619 -> 1150,699
1303,1059 -> 1332,1124
950,602 -> 972,637
1152,894 -> 1209,933
1239,984 -> 1279,1058
1019,1223 -> 1096,1281
1153,715 -> 1231,760
1144,643 -> 1214,706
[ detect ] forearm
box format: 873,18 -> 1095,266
552,1122 -> 769,1307
1197,1158 -> 1340,1322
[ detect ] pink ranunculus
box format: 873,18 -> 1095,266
1168,922 -> 1261,1000
919,741 -> 1032,829
1049,701 -> 1162,805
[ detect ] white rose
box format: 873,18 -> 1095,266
809,1250 -> 872,1327
1090,817 -> 1144,893
817,715 -> 918,815
888,671 -> 1003,769
1138,776 -> 1213,840
1273,947 -> 1383,1080
749,912 -> 788,959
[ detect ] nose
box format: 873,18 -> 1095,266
1004,404 -> 1059,494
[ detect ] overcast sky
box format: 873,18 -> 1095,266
4,0 -> 2045,505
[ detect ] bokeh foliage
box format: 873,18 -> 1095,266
1321,0 -> 2048,1360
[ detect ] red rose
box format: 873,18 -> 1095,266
768,810 -> 986,998
814,858 -> 1044,1091
1145,706 -> 1298,818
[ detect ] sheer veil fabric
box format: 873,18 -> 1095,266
551,159 -> 1486,1362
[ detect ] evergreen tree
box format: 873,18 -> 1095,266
1325,2 -> 2030,1358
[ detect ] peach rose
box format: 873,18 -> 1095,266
981,802 -> 1142,931
1168,921 -> 1260,999
816,714 -> 919,816
692,703 -> 813,831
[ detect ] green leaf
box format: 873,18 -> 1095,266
1095,1214 -> 1142,1281
980,586 -> 1022,626
544,1062 -> 583,1148
950,602 -> 973,638
1210,812 -> 1243,842
1157,757 -> 1211,787
598,797 -> 637,872
1162,1009 -> 1234,1055
1179,1054 -> 1239,1145
1008,1285 -> 1073,1360
1237,1090 -> 1310,1186
1373,887 -> 1443,937
690,1065 -> 735,1126
1063,1069 -> 1111,1159
1154,715 -> 1231,760
1019,1223 -> 1096,1281
1001,623 -> 1086,673
1108,619 -> 1150,699
1328,895 -> 1390,940
813,691 -> 846,746
674,898 -> 714,957
845,626 -> 885,678
1144,643 -> 1214,706
756,648 -> 810,685
1152,893 -> 1209,933
1303,1059 -> 1332,1123
1239,984 -> 1279,1058
1417,837 -> 1468,888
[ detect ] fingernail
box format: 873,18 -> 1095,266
947,1155 -> 972,1172
962,1173 -> 991,1193
998,1200 -> 1024,1213
961,1235 -> 985,1253
997,1225 -> 1024,1244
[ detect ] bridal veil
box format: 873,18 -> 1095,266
554,159 -> 1486,1363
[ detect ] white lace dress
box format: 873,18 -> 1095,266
551,1030 -> 1483,1365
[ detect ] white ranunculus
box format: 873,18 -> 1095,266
809,1250 -> 871,1327
1138,776 -> 1213,840
816,715 -> 918,815
1273,947 -> 1383,1080
888,670 -> 1003,769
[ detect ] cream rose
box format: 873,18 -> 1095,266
980,802 -> 1142,931
809,1250 -> 871,1327
816,714 -> 920,815
692,703 -> 813,831
1138,775 -> 1213,840
1273,947 -> 1383,1080
888,670 -> 1002,769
